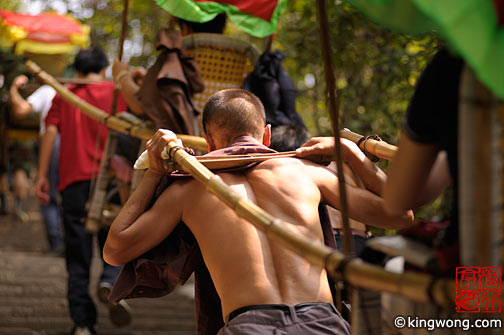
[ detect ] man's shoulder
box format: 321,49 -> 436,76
254,157 -> 326,170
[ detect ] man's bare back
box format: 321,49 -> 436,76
180,157 -> 334,317
105,89 -> 413,334
106,153 -> 410,318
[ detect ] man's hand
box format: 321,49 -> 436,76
296,137 -> 335,157
35,176 -> 50,205
11,75 -> 28,90
130,66 -> 147,85
146,129 -> 178,176
296,136 -> 367,162
340,138 -> 366,163
112,59 -> 130,79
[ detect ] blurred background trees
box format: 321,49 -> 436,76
1,0 -> 449,221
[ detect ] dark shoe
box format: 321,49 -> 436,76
47,245 -> 65,257
97,282 -> 132,327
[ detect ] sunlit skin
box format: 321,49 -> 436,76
383,134 -> 451,215
104,129 -> 413,320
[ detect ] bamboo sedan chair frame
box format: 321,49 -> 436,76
26,59 -> 455,308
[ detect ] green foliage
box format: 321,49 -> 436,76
274,1 -> 439,144
0,0 -> 21,11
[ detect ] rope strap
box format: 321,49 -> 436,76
168,145 -> 195,159
335,256 -> 356,280
356,134 -> 382,162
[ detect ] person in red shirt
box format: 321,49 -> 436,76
35,47 -> 131,335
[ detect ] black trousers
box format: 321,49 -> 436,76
334,234 -> 368,256
61,180 -> 121,329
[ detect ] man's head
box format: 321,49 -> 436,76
202,89 -> 269,150
73,46 -> 108,76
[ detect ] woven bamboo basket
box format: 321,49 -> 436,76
182,33 -> 260,112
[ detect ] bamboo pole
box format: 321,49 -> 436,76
85,0 -> 130,233
340,128 -> 397,160
459,65 -> 501,267
25,60 -> 208,151
316,0 -> 353,257
164,139 -> 455,307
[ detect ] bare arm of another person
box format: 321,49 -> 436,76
305,161 -> 414,229
104,130 -> 182,265
297,137 -> 387,195
35,125 -> 58,204
112,59 -> 144,115
9,75 -> 32,118
383,134 -> 451,216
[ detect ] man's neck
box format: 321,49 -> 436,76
78,73 -> 104,82
214,135 -> 262,150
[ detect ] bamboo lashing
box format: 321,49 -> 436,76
164,138 -> 455,307
25,60 -> 208,152
340,128 -> 397,160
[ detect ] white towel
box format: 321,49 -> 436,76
133,139 -> 182,170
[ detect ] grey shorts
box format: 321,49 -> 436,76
217,302 -> 351,335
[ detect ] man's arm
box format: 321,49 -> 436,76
9,75 -> 32,118
35,125 -> 58,204
297,137 -> 387,195
307,162 -> 414,229
104,130 -> 182,266
383,134 -> 451,216
112,59 -> 144,115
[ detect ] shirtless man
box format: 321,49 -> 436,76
104,89 -> 413,334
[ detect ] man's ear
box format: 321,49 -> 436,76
203,133 -> 216,152
262,124 -> 271,147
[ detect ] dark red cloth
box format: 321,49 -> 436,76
137,29 -> 204,134
109,136 -> 337,335
45,82 -> 127,191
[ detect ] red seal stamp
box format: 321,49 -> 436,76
456,267 -> 501,313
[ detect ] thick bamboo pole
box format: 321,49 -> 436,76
165,139 -> 455,307
459,65 -> 501,267
25,60 -> 208,152
340,128 -> 397,160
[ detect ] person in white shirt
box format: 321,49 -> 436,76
9,75 -> 63,253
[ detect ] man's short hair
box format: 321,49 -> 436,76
202,89 -> 266,143
73,46 -> 109,75
270,124 -> 311,152
178,14 -> 227,34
